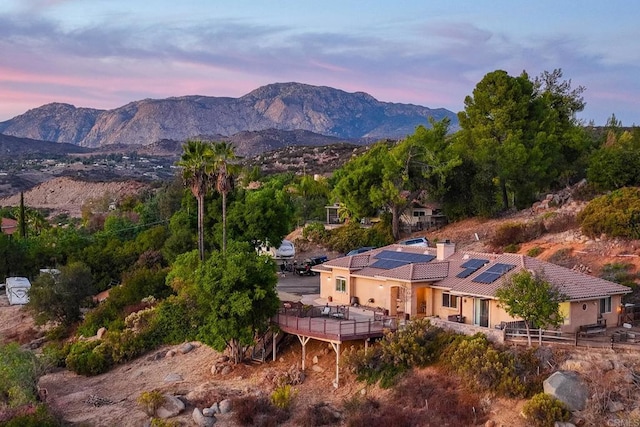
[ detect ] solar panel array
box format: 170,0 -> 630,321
369,250 -> 435,269
370,259 -> 409,270
455,258 -> 489,278
461,258 -> 489,269
374,250 -> 435,263
471,263 -> 515,284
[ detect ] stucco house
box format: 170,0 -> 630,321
313,242 -> 631,333
401,201 -> 447,231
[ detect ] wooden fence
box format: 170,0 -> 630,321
505,326 -> 640,350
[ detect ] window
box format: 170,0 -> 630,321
335,277 -> 346,293
442,293 -> 458,309
599,297 -> 612,314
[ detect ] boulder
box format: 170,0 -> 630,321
156,394 -> 186,419
180,342 -> 195,354
219,399 -> 232,414
192,407 -> 216,426
163,373 -> 183,383
607,401 -> 625,412
543,371 -> 588,411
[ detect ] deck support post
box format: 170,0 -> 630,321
297,335 -> 311,370
272,332 -> 279,362
330,341 -> 340,388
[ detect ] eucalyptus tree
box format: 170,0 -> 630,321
177,140 -> 214,261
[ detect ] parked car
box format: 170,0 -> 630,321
346,246 -> 376,256
399,237 -> 429,247
294,256 -> 328,276
258,239 -> 296,259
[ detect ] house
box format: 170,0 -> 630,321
324,203 -> 343,225
1,217 -> 18,235
401,201 -> 447,231
313,242 -> 631,333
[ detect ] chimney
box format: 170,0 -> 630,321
436,240 -> 455,260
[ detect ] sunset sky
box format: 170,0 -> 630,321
1,0 -> 638,126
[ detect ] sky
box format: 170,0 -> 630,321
1,0 -> 639,126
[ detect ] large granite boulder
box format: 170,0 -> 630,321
543,371 -> 588,411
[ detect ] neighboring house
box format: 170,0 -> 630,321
313,242 -> 631,333
401,201 -> 447,231
1,217 -> 18,235
325,203 -> 342,225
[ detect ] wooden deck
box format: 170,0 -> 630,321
272,311 -> 397,343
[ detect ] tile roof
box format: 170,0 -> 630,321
321,244 -> 631,300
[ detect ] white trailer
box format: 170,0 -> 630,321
6,277 -> 31,305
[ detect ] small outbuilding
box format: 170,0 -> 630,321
6,277 -> 31,305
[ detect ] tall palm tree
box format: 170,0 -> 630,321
178,140 -> 214,261
212,142 -> 239,254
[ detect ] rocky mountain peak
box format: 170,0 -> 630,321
0,82 -> 457,148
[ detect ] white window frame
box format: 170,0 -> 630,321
442,293 -> 458,309
599,296 -> 612,314
335,277 -> 346,293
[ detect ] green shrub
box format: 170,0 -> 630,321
41,342 -> 70,369
149,418 -> 179,427
490,221 -> 544,249
342,319 -> 453,388
137,390 -> 165,416
64,340 -> 112,376
148,296 -> 200,344
601,262 -> 639,287
542,213 -> 577,234
440,334 -> 527,398
271,384 -> 295,409
302,222 -> 328,243
527,246 -> 543,257
577,187 -> 640,239
546,248 -> 575,268
0,404 -> 65,426
0,343 -> 41,407
503,243 -> 520,253
327,222 -> 368,253
522,393 -> 570,427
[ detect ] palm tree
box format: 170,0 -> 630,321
212,142 -> 239,254
178,140 -> 214,261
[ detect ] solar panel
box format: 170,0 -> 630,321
472,271 -> 502,284
461,258 -> 489,269
486,263 -> 515,274
375,250 -> 435,263
456,267 -> 476,279
370,259 -> 409,269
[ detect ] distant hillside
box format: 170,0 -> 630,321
0,133 -> 89,156
0,82 -> 458,147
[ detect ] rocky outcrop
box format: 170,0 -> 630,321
0,83 -> 458,147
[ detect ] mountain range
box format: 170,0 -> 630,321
0,82 -> 458,148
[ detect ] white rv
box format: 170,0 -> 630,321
6,277 -> 31,305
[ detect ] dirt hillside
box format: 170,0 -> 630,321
0,176 -> 149,218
